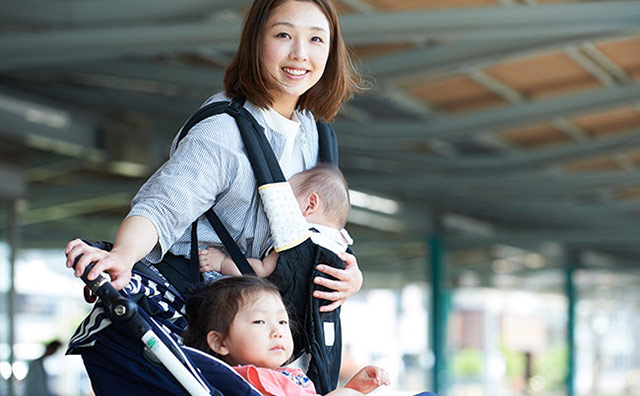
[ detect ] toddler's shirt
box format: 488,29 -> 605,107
233,365 -> 319,396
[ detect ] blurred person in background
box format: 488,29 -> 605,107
24,340 -> 62,396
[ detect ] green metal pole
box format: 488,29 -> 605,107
429,216 -> 446,394
565,249 -> 577,396
8,200 -> 17,396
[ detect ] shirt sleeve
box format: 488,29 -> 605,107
127,114 -> 246,262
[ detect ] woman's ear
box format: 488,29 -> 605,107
206,331 -> 229,356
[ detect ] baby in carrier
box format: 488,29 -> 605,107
183,276 -> 389,396
199,163 -> 352,279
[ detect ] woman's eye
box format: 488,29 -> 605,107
279,320 -> 288,325
311,36 -> 325,43
253,320 -> 265,324
275,32 -> 291,39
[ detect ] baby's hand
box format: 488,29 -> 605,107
344,365 -> 390,394
198,248 -> 226,273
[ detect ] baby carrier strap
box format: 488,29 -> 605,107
175,97 -> 338,281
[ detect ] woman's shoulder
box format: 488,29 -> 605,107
182,92 -> 242,142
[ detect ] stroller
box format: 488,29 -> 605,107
67,98 -> 437,396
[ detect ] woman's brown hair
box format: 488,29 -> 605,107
224,0 -> 366,121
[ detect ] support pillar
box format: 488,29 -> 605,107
8,200 -> 18,396
429,216 -> 446,394
565,249 -> 577,396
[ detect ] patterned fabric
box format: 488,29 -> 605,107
68,270 -> 187,352
258,181 -> 310,252
127,92 -> 320,264
233,365 -> 319,396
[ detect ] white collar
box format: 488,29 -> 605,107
259,107 -> 300,136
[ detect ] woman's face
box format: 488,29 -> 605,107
261,0 -> 330,116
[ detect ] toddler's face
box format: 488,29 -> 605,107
222,291 -> 294,369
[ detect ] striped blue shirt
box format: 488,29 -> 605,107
127,92 -> 320,263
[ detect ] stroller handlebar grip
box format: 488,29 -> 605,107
72,255 -> 123,310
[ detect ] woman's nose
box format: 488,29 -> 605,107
290,39 -> 308,61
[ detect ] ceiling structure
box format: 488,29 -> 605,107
1,0 -> 640,288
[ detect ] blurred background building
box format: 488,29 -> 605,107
1,0 -> 640,395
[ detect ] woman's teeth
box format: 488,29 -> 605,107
283,67 -> 307,76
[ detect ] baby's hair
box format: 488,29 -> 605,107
289,163 -> 350,228
183,276 -> 283,357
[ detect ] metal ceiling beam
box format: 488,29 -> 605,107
8,60 -> 225,94
348,169 -> 640,195
335,84 -> 640,142
0,89 -> 104,157
2,1 -> 639,69
0,23 -> 241,70
340,1 -> 640,36
343,128 -> 640,175
2,0 -> 246,26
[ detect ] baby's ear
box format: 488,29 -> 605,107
206,331 -> 229,356
305,193 -> 319,214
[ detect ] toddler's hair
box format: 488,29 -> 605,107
289,163 -> 350,228
183,276 -> 282,357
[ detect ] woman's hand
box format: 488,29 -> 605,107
65,238 -> 135,291
313,252 -> 363,312
344,365 -> 390,394
65,216 -> 158,291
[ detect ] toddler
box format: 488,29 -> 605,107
200,164 -> 353,278
183,276 -> 388,396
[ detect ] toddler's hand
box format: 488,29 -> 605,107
345,365 -> 390,394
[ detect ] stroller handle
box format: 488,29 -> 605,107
72,255 -> 141,329
71,255 -> 213,396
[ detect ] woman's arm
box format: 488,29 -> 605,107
65,215 -> 158,290
312,252 -> 363,312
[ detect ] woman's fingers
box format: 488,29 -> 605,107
312,252 -> 364,312
64,239 -> 132,291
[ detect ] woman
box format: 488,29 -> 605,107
65,0 -> 365,312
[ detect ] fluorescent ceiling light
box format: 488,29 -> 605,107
349,189 -> 400,215
0,93 -> 70,129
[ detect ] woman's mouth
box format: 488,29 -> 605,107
282,67 -> 309,79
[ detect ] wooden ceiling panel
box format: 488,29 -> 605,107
352,43 -> 415,59
408,75 -> 508,113
627,149 -> 640,166
595,36 -> 640,79
563,155 -> 624,172
335,1 -> 356,14
572,107 -> 640,138
536,0 -> 584,3
500,124 -> 573,150
485,52 -> 602,99
365,0 -> 499,11
614,185 -> 640,200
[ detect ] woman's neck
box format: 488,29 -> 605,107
271,95 -> 298,120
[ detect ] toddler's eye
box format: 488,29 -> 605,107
253,320 -> 265,324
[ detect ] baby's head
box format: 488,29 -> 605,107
289,163 -> 350,229
184,276 -> 294,369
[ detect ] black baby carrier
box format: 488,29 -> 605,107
67,97 -> 346,395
